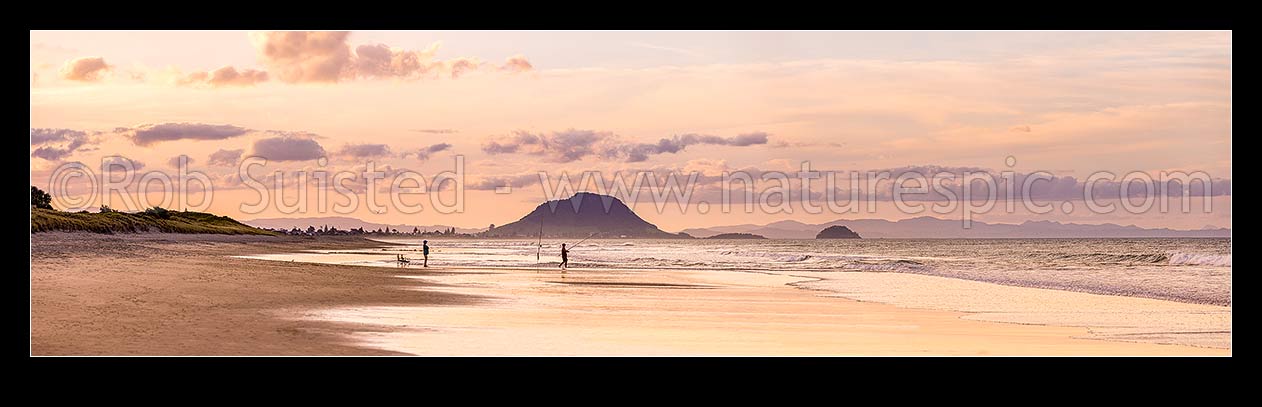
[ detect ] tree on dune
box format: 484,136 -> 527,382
31,186 -> 53,210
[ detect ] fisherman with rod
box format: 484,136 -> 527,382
559,232 -> 596,273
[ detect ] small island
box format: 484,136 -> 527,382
816,225 -> 861,239
705,232 -> 767,239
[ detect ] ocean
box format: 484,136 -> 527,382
293,237 -> 1232,307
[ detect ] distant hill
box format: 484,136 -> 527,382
816,225 -> 861,239
683,217 -> 1230,239
482,192 -> 687,238
31,207 -> 275,235
243,216 -> 483,234
705,233 -> 767,239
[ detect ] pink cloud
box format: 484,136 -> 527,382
207,149 -> 245,167
59,57 -> 111,81
337,143 -> 392,158
481,130 -> 770,163
251,31 -> 353,83
447,58 -> 480,79
353,43 -> 444,79
252,134 -> 327,161
122,123 -> 252,146
248,31 -> 530,82
178,66 -> 269,87
500,55 -> 533,73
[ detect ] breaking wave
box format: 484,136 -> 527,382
1167,252 -> 1232,266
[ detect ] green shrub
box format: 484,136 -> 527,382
30,207 -> 276,235
142,206 -> 172,219
31,186 -> 53,210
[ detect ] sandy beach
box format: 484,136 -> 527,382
30,233 -> 1229,356
30,233 -> 477,355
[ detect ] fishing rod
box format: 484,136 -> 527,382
568,232 -> 597,249
537,215 -> 544,262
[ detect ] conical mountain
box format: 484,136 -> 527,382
482,192 -> 686,238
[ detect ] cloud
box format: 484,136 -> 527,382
467,173 -> 542,191
351,43 -> 396,77
250,31 -> 353,83
447,57 -> 480,79
481,129 -> 770,163
30,128 -> 90,161
481,131 -> 536,155
123,123 -> 252,146
720,132 -> 771,146
411,129 -> 458,134
251,135 -> 327,161
481,129 -> 607,163
771,140 -> 845,149
101,156 -> 144,171
248,31 -> 532,83
682,158 -> 731,177
59,57 -> 111,81
414,143 -> 452,160
337,143 -> 392,158
685,164 -> 1232,202
31,145 -> 81,161
500,55 -> 533,73
353,42 -> 447,79
481,163 -> 1229,207
207,149 -> 245,166
31,128 -> 86,145
178,66 -> 269,87
1010,125 -> 1032,132
167,155 -> 194,168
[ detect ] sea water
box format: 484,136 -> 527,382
342,237 -> 1231,306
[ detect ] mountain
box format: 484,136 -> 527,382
482,192 -> 687,238
816,225 -> 861,239
242,216 -> 483,234
684,217 -> 1230,239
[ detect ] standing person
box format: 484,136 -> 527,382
422,240 -> 430,268
559,243 -> 569,272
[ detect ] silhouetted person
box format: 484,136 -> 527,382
559,243 -> 569,272
422,240 -> 430,268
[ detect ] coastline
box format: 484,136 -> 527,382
31,233 -> 1229,355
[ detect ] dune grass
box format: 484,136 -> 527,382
30,208 -> 277,235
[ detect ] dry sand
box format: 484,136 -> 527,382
31,233 -> 1229,356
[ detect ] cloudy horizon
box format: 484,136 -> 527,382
30,31 -> 1232,231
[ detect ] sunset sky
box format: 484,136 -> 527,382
30,31 -> 1232,231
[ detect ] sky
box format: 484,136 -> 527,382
30,31 -> 1232,231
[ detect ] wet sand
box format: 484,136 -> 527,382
298,265 -> 1229,356
30,233 -> 477,355
31,233 -> 1229,356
